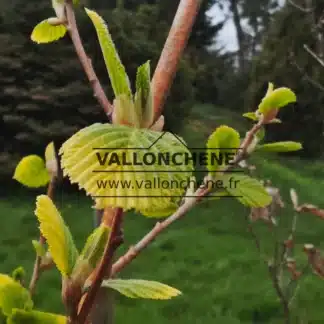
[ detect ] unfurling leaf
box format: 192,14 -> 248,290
0,275 -> 33,316
45,141 -> 58,175
71,225 -> 110,284
59,123 -> 193,216
34,195 -> 79,276
100,279 -> 181,299
290,188 -> 299,209
7,309 -> 67,324
222,174 -> 272,207
206,125 -> 240,173
255,141 -> 302,153
31,19 -> 67,44
257,85 -> 296,115
13,155 -> 50,188
11,267 -> 25,283
112,94 -> 138,126
256,127 -> 265,142
32,240 -> 46,258
243,112 -> 281,123
134,61 -> 154,128
85,8 -> 131,98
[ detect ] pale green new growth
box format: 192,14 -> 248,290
85,8 -> 132,99
134,61 -> 154,128
222,174 -> 272,207
256,141 -> 303,153
34,195 -> 79,276
206,125 -> 240,173
71,225 -> 110,285
100,279 -> 181,300
7,309 -> 67,324
0,275 -> 33,317
13,155 -> 50,188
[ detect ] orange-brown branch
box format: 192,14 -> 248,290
152,0 -> 202,121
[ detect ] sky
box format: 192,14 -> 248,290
207,0 -> 286,51
207,3 -> 238,51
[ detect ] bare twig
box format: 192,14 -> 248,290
29,176 -> 56,294
304,44 -> 324,67
286,0 -> 313,13
77,208 -> 124,324
290,59 -> 324,92
65,0 -> 113,115
152,0 -> 202,121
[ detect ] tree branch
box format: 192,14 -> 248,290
65,0 -> 113,115
151,0 -> 202,121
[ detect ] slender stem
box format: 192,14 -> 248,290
151,0 -> 202,120
111,119 -> 264,276
77,208 -> 124,324
268,264 -> 291,324
65,0 -> 113,115
29,176 -> 57,294
111,188 -> 207,276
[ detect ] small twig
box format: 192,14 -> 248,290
77,208 -> 124,324
287,0 -> 313,13
111,187 -> 208,276
65,0 -> 113,115
303,44 -> 324,68
290,59 -> 324,92
151,0 -> 202,121
112,119 -> 264,276
29,176 -> 57,294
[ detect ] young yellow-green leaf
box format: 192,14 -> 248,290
243,112 -> 258,121
140,203 -> 178,218
32,240 -> 46,257
206,125 -> 240,173
85,8 -> 132,98
59,123 -> 193,216
0,276 -> 33,316
222,174 -> 272,207
34,195 -> 79,276
13,155 -> 50,188
71,225 -> 110,285
255,141 -> 302,153
7,309 -> 67,324
257,87 -> 297,115
101,279 -> 181,300
31,19 -> 67,44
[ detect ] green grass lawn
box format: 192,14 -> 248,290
1,105 -> 324,323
